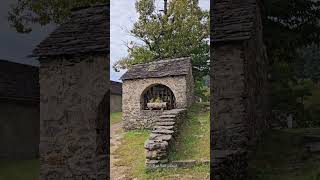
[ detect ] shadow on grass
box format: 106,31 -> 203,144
248,129 -> 320,180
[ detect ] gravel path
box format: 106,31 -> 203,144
110,122 -> 130,180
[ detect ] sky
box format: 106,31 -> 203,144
0,0 -> 209,81
110,0 -> 210,82
0,0 -> 56,66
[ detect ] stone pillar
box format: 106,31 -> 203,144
39,55 -> 109,179
211,0 -> 269,179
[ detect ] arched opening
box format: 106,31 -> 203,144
141,84 -> 176,110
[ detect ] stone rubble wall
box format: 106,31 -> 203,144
39,55 -> 109,179
144,109 -> 186,167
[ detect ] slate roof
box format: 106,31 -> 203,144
212,0 -> 256,43
110,81 -> 122,95
0,60 -> 39,101
121,57 -> 192,80
32,4 -> 108,57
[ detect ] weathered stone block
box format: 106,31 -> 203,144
156,122 -> 175,126
152,129 -> 174,134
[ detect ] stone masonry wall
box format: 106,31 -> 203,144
39,55 -> 109,179
211,1 -> 269,179
144,109 -> 186,167
122,76 -> 190,130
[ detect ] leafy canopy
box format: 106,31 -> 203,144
264,0 -> 320,127
8,0 -> 106,33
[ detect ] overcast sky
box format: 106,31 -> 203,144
0,0 -> 209,82
0,0 -> 56,66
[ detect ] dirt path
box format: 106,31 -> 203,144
110,122 -> 130,180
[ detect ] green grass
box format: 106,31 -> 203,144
248,129 -> 320,180
169,103 -> 210,160
0,159 -> 39,180
305,84 -> 320,108
113,103 -> 210,179
110,112 -> 122,125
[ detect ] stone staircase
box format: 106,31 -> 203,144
144,109 -> 186,167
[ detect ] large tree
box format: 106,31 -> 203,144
113,0 -> 210,82
8,0 -> 105,33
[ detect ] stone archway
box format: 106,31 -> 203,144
140,84 -> 176,110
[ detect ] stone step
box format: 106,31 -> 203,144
155,122 -> 175,126
144,140 -> 168,150
153,126 -> 174,130
146,150 -> 168,160
150,134 -> 173,141
157,118 -> 175,122
152,129 -> 174,134
160,114 -> 176,118
146,159 -> 169,166
162,109 -> 186,115
171,160 -> 197,168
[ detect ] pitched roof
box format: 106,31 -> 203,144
0,60 -> 39,101
211,0 -> 256,43
32,4 -> 108,57
110,81 -> 122,95
121,57 -> 192,81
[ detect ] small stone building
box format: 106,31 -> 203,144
110,81 -> 122,112
0,60 -> 39,160
33,4 -> 109,179
121,57 -> 194,130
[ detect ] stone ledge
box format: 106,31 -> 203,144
146,159 -> 210,169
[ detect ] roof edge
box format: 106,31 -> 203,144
131,57 -> 191,67
121,74 -> 188,81
70,3 -> 108,12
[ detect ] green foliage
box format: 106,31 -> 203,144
194,79 -> 210,102
297,44 -> 320,82
8,0 -> 106,33
149,96 -> 163,103
110,112 -> 122,125
248,129 -> 320,180
113,0 -> 210,83
264,0 -> 320,127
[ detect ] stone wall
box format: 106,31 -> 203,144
122,75 -> 192,130
110,93 -> 122,112
144,109 -> 186,167
39,55 -> 109,179
211,1 -> 269,179
0,100 -> 39,159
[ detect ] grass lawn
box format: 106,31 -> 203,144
113,103 -> 210,179
0,159 -> 39,180
110,112 -> 122,125
305,83 -> 320,108
169,103 -> 210,160
248,128 -> 320,180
